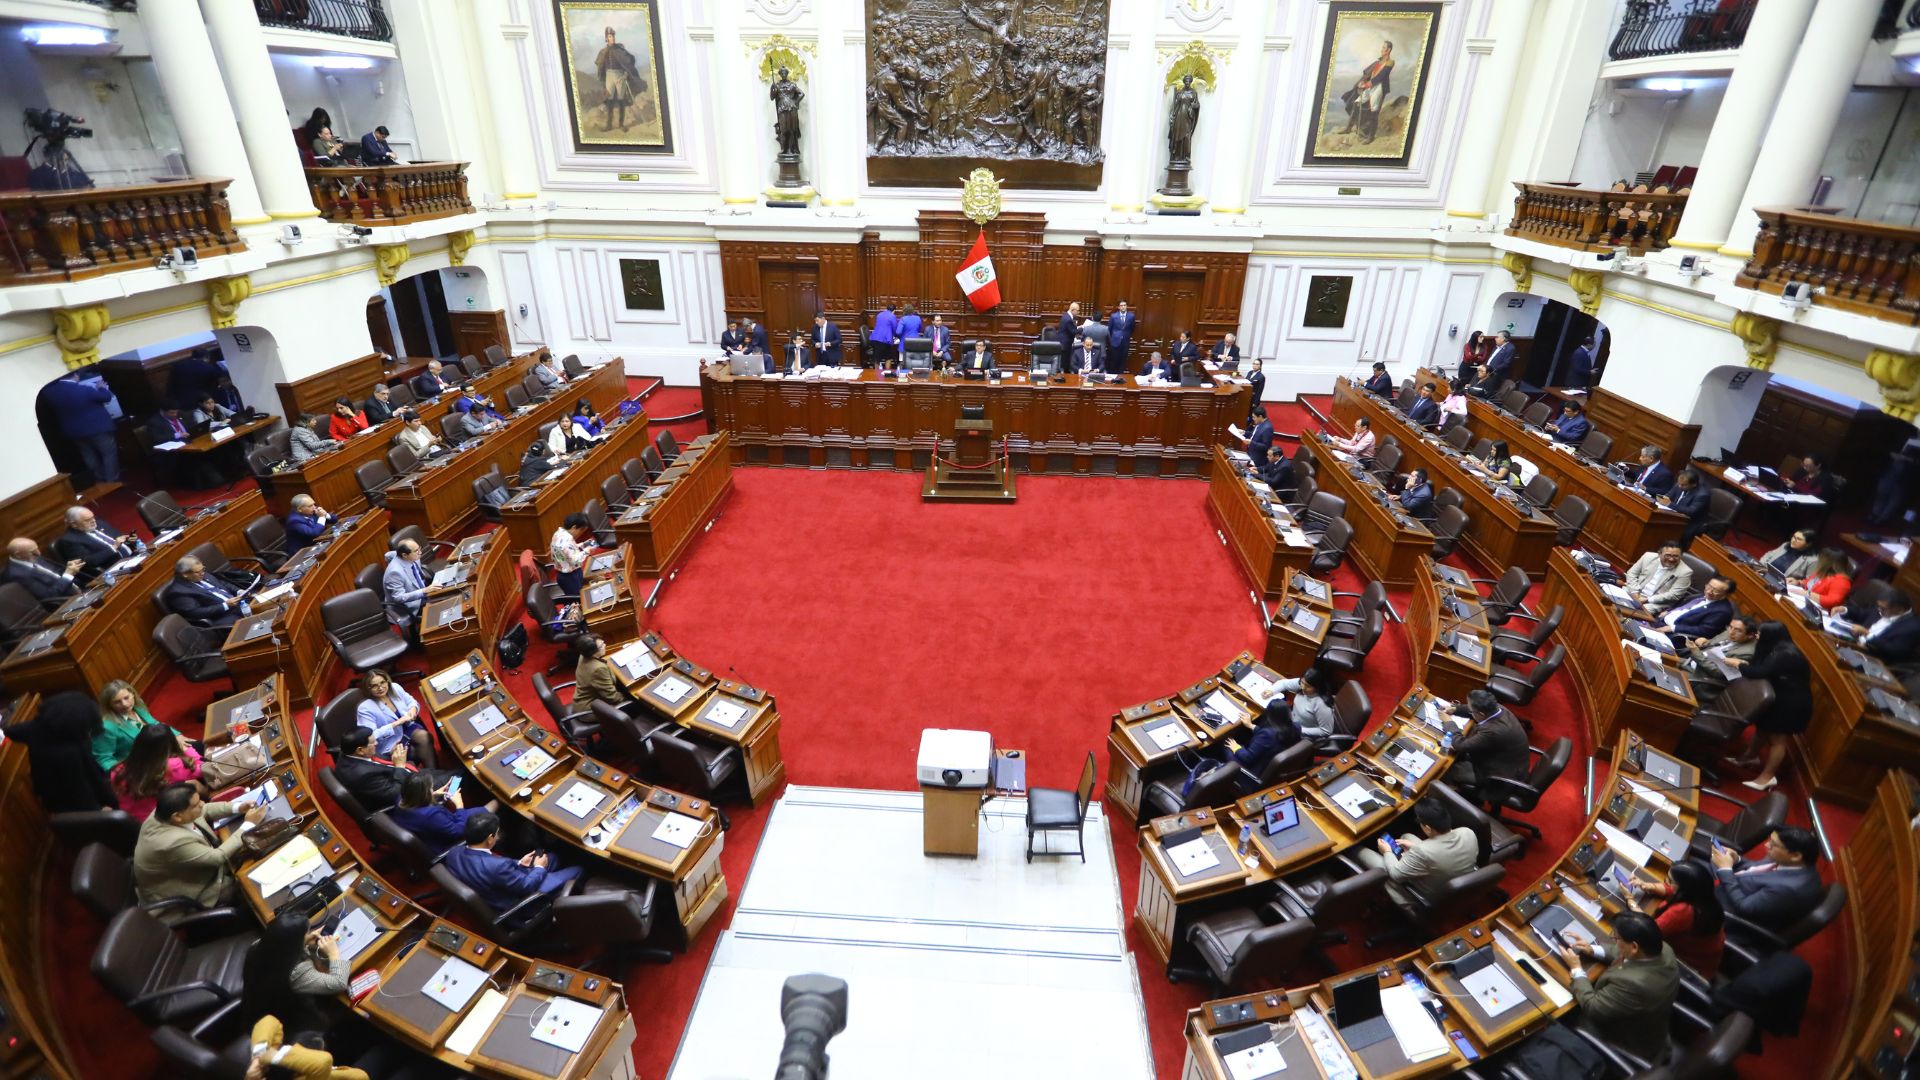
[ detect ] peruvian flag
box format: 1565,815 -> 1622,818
954,231 -> 1000,312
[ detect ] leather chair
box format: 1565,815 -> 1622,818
646,728 -> 741,827
1698,488 -> 1742,542
354,459 -> 397,508
600,474 -> 632,515
1520,401 -> 1553,428
1430,504 -> 1470,559
503,384 -> 531,411
1680,552 -> 1719,593
1474,566 -> 1537,626
562,353 -> 589,379
362,811 -> 449,887
186,542 -> 270,586
1443,425 -> 1473,451
151,1017 -> 252,1080
1367,442 -> 1404,482
320,589 -> 408,674
621,457 -> 652,496
1577,430 -> 1613,461
1363,862 -> 1508,949
1489,605 -> 1563,664
526,581 -> 585,655
90,905 -> 258,1026
240,515 -> 289,571
1271,853 -> 1389,944
1320,682 -> 1372,755
447,359 -> 473,380
1482,738 -> 1573,850
1238,739 -> 1317,791
1142,761 -> 1241,821
1680,677 -> 1774,762
640,445 -> 667,481
1520,473 -> 1559,508
314,689 -> 368,756
1486,643 -> 1565,707
484,344 -> 508,368
1470,438 -> 1493,460
386,443 -> 420,475
521,372 -> 548,402
1688,789 -> 1787,860
590,700 -> 673,771
531,672 -> 603,750
1316,609 -> 1382,676
1428,779 -> 1522,867
1722,883 -> 1846,971
1026,752 -> 1095,862
1299,491 -> 1346,536
390,526 -> 455,575
439,413 -> 467,442
1432,487 -> 1465,513
138,490 -> 192,533
1175,902 -> 1316,992
1309,518 -> 1354,575
50,809 -> 140,855
386,381 -> 416,407
1499,389 -> 1528,415
655,430 -> 682,465
1325,582 -> 1392,648
354,562 -> 382,594
582,498 -> 617,546
474,470 -> 510,522
429,861 -> 668,961
153,615 -> 230,683
1567,1007 -> 1754,1080
0,582 -> 46,641
1282,475 -> 1317,518
316,765 -> 374,829
1551,495 -> 1592,547
74,842 -> 214,922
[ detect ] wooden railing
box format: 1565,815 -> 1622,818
0,178 -> 244,286
1736,207 -> 1920,325
303,161 -> 473,226
1504,181 -> 1688,254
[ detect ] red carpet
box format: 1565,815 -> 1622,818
37,389 -> 1852,1079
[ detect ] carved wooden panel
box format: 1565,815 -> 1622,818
0,474 -> 78,545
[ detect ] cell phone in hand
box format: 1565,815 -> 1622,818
443,776 -> 461,799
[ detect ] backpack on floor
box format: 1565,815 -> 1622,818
496,623 -> 529,671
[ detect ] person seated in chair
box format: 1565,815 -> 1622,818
1404,382 -> 1440,427
164,555 -> 247,629
1847,587 -> 1919,671
395,410 -> 444,458
1661,468 -> 1712,545
410,359 -> 454,401
1070,334 -> 1103,376
1214,699 -> 1304,790
1362,361 -> 1394,396
1263,666 -> 1339,747
1467,364 -> 1502,399
529,350 -> 567,394
53,506 -> 144,585
360,382 -> 396,426
926,315 -> 953,364
1681,614 -> 1758,701
4,537 -> 82,604
960,339 -> 995,375
327,396 -> 368,441
1140,351 -> 1175,382
1708,826 -> 1823,942
441,811 -> 583,913
333,726 -> 423,812
1354,798 -> 1479,915
547,414 -> 592,457
290,414 -> 341,464
1628,445 -> 1674,498
1392,468 -> 1436,522
1554,911 -> 1680,1065
1327,416 -> 1375,460
144,403 -> 194,448
134,782 -> 265,911
1625,541 -> 1692,614
391,770 -> 493,857
571,399 -> 607,438
1787,452 -> 1837,500
1659,575 -> 1735,639
283,494 -> 334,554
354,668 -> 436,768
1544,401 -> 1591,445
517,439 -> 556,485
1440,688 -> 1529,803
572,633 -> 640,713
1209,333 -> 1240,366
781,332 -> 811,374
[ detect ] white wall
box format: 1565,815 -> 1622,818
1488,291 -> 1544,337
1688,365 -> 1772,459
0,37 -> 183,185
1570,79 -> 1726,187
1818,87 -> 1910,217
269,53 -> 420,160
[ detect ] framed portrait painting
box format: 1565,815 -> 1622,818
553,1 -> 674,155
1303,2 -> 1441,169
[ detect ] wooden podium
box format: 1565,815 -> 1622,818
922,408 -> 1016,502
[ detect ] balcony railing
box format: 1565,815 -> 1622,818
304,162 -> 473,226
1609,0 -> 1757,61
1505,182 -> 1689,255
254,0 -> 391,42
1736,208 -> 1920,325
0,178 -> 244,286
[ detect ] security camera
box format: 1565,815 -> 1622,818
338,224 -> 374,245
156,246 -> 198,278
280,223 -> 303,246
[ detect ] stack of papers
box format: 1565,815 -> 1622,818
245,835 -> 325,894
445,988 -> 509,1055
1167,836 -> 1221,876
651,811 -> 702,850
1380,985 -> 1450,1061
1237,671 -> 1279,703
611,641 -> 659,678
1146,722 -> 1189,751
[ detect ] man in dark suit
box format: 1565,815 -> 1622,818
1057,302 -> 1081,348
741,318 -> 769,354
1070,335 -> 1103,376
144,405 -> 193,447
1394,468 -> 1436,522
1209,334 -> 1240,367
333,726 -> 421,810
1405,382 -> 1441,426
1107,301 -> 1136,373
1710,827 -> 1823,940
441,811 -> 583,913
781,333 -> 812,374
719,319 -> 748,355
4,537 -> 82,604
1545,402 -> 1591,445
1853,588 -> 1919,670
40,373 -> 122,485
1443,689 -> 1529,802
1169,330 -> 1199,369
284,494 -> 334,552
1240,405 -> 1275,474
1245,359 -> 1266,422
1567,337 -> 1595,389
51,506 -> 143,585
165,346 -> 225,401
1485,331 -> 1516,382
810,313 -> 842,365
1629,445 -> 1674,498
1662,469 -> 1712,544
959,340 -> 995,375
361,382 -> 397,425
1362,362 -> 1394,396
1140,352 -> 1175,381
926,315 -> 953,363
163,555 -> 246,629
1659,576 -> 1736,639
411,359 -> 454,401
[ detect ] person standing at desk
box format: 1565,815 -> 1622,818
811,313 -> 842,366
1404,382 -> 1440,427
1625,542 -> 1692,613
1107,300 -> 1136,373
1169,330 -> 1198,369
52,505 -> 143,585
1363,361 -> 1394,396
284,494 -> 334,553
1628,445 -> 1674,498
719,319 -> 748,355
1566,337 -> 1595,390
1544,401 -> 1590,444
1553,911 -> 1680,1064
1485,331 -> 1516,382
1245,359 -> 1266,421
870,306 -> 900,365
1458,330 -> 1491,384
3,690 -> 118,814
1354,799 -> 1479,915
442,812 -> 583,912
4,536 -> 83,604
550,513 -> 595,599
1718,622 -> 1811,791
897,305 -> 923,344
1237,404 -> 1276,475
42,372 -> 123,485
1057,302 -> 1082,348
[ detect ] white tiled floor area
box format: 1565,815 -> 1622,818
668,786 -> 1155,1080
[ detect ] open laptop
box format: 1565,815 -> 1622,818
1331,975 -> 1396,1049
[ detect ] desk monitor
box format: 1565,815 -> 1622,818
1262,797 -> 1299,836
1179,363 -> 1204,387
1330,975 -> 1394,1049
726,354 -> 756,377
1641,747 -> 1685,788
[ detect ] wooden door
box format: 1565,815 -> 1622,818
388,284 -> 434,360
447,310 -> 509,364
366,296 -> 397,359
1138,270 -> 1205,357
761,262 -> 820,344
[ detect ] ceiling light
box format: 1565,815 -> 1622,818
305,55 -> 375,70
21,25 -> 111,47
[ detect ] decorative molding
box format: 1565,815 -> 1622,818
1465,37 -> 1496,54
746,0 -> 811,26
1865,349 -> 1920,422
448,230 -> 477,267
1567,269 -> 1604,315
52,305 -> 110,370
1160,39 -> 1229,92
374,243 -> 412,286
745,32 -> 815,82
205,274 -> 252,330
1730,311 -> 1779,370
1167,0 -> 1233,34
1500,251 -> 1532,293
1263,36 -> 1294,51
961,168 -> 1004,225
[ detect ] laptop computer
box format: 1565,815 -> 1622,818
1262,797 -> 1299,836
1331,975 -> 1396,1049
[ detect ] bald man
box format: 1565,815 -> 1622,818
4,537 -> 82,604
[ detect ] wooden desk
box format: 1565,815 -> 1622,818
1420,367 -> 1688,567
1,488 -> 264,695
578,545 -> 640,644
150,413 -> 279,455
1306,436 -> 1435,587
602,632 -> 787,805
701,365 -> 1249,478
1835,771 -> 1920,1077
1207,446 -> 1316,596
613,431 -> 734,576
0,694 -> 77,1079
222,510 -> 392,708
1104,662 -> 1266,825
419,531 -> 517,667
1331,379 -> 1558,577
1265,580 -> 1335,676
420,653 -> 731,941
386,361 -> 627,540
1694,537 -> 1919,808
498,411 -> 651,552
1405,556 -> 1494,702
1540,547 -> 1697,752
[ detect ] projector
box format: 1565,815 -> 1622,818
916,728 -> 992,788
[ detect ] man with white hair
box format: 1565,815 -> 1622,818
52,506 -> 144,584
285,495 -> 334,553
3,537 -> 82,604
1210,333 -> 1241,366
162,556 -> 247,629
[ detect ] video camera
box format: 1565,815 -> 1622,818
24,108 -> 93,146
774,974 -> 848,1080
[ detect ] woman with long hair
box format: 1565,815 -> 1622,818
1631,859 -> 1725,977
1484,440 -> 1521,488
240,911 -> 346,1041
93,679 -> 181,772
4,690 -> 117,813
353,669 -> 434,769
1723,620 -> 1812,791
109,722 -> 202,820
1798,548 -> 1853,611
1764,528 -> 1819,581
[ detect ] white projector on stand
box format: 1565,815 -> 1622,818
916,728 -> 992,788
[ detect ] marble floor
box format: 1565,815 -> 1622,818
668,785 -> 1155,1080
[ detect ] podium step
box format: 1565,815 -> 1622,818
922,459 -> 1017,502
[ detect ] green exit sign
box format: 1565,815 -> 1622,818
1337,187 -> 1362,196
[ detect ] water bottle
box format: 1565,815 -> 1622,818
1442,730 -> 1455,754
1239,822 -> 1253,857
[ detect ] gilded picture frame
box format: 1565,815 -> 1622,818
1303,2 -> 1441,169
553,0 -> 674,155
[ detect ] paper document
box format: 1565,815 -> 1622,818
1282,528 -> 1312,548
1595,820 -> 1653,869
1330,784 -> 1375,819
444,988 -> 508,1055
612,642 -> 659,678
1146,722 -> 1189,751
423,956 -> 487,1012
555,782 -> 605,819
1379,985 -> 1450,1062
335,906 -> 383,962
245,835 -> 324,895
508,746 -> 555,780
1624,640 -> 1662,665
1388,745 -> 1436,779
704,699 -> 749,729
1493,928 -> 1572,1007
1167,836 -> 1221,876
1461,963 -> 1525,1017
429,665 -> 476,694
1224,1039 -> 1288,1080
1622,778 -> 1676,814
1237,671 -> 1279,703
651,811 -> 702,850
532,997 -> 602,1053
1228,424 -> 1246,440
209,426 -> 236,443
1204,689 -> 1248,724
653,676 -> 695,704
154,440 -> 186,451
1295,1010 -> 1360,1080
1639,627 -> 1674,651
1600,583 -> 1635,604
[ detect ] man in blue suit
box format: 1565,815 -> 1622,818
1662,468 -> 1712,544
1362,362 -> 1394,396
1240,404 -> 1275,473
4,537 -> 82,604
810,313 -> 842,365
1245,359 -> 1266,423
1107,300 -> 1136,373
1567,337 -> 1595,389
163,556 -> 246,629
40,373 -> 122,484
1394,468 -> 1436,521
1545,402 -> 1591,445
1405,382 -> 1441,426
382,539 -> 431,637
1629,445 -> 1674,497
869,307 -> 899,365
926,315 -> 953,363
284,494 -> 334,552
1485,331 -> 1516,382
1710,827 -> 1823,941
1659,576 -> 1735,639
441,811 -> 583,913
1057,302 -> 1081,348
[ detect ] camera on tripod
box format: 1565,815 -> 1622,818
24,107 -> 93,145
22,107 -> 95,191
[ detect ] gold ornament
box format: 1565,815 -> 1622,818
206,274 -> 252,330
448,230 -> 476,267
1729,312 -> 1778,370
749,33 -> 814,82
960,168 -> 1002,226
1567,269 -> 1604,316
53,305 -> 110,370
374,242 -> 411,286
1865,348 -> 1920,422
1500,251 -> 1532,294
1161,40 -> 1225,92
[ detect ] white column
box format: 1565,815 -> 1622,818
1718,0 -> 1880,256
1102,4 -> 1160,213
139,0 -> 264,223
1444,0 -> 1534,219
809,7 -> 850,204
199,0 -> 317,221
1665,0 -> 1818,251
708,5 -> 763,204
471,0 -> 541,201
1206,6 -> 1273,214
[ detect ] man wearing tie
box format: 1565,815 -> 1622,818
1071,335 -> 1103,376
960,340 -> 995,375
812,312 -> 843,365
1394,468 -> 1436,522
1245,359 -> 1266,422
1659,576 -> 1736,639
52,506 -> 144,585
410,359 -> 453,401
3,537 -> 83,604
144,405 -> 192,447
1545,402 -> 1591,445
284,494 -> 334,552
1106,301 -> 1136,373
1140,352 -> 1175,381
1485,331 -> 1516,382
1362,362 -> 1394,396
1630,445 -> 1674,498
1405,382 -> 1441,426
782,333 -> 811,374
1169,329 -> 1199,369
1057,302 -> 1082,347
719,319 -> 749,355
361,382 -> 397,425
1238,405 -> 1276,475
1210,333 -> 1241,367
927,315 -> 953,364
163,556 -> 247,629
740,318 -> 769,355
382,539 -> 431,641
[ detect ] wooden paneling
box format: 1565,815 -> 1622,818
1206,447 -> 1312,596
0,474 -> 78,546
447,309 -> 509,365
0,696 -> 77,1078
1539,547 -> 1696,751
498,412 -> 651,552
614,433 -> 734,575
1836,772 -> 1920,1077
1585,387 -> 1700,470
1733,380 -> 1912,505
222,511 -> 392,709
276,352 -> 389,422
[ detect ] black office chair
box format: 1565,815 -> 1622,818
1680,677 -> 1774,764
240,516 -> 289,571
1174,902 -> 1316,992
1473,566 -> 1537,625
1367,442 -> 1404,482
0,582 -> 46,643
474,470 -> 511,523
1443,425 -> 1473,451
1429,504 -> 1470,559
354,460 -> 397,509
1688,789 -> 1787,860
1488,604 -> 1562,664
1577,430 -> 1613,461
313,689 -> 369,757
354,562 -> 382,594
504,385 -> 531,411
1298,491 -> 1346,536
1026,752 -> 1095,862
644,729 -> 740,829
49,809 -> 140,855
531,672 -> 604,750
386,381 -> 417,407
600,474 -> 632,515
386,443 -> 420,476
1432,488 -> 1466,513
1520,401 -> 1553,428
320,589 -> 407,674
389,526 -> 455,576
621,457 -> 652,497
484,344 -> 508,368
1481,738 -> 1572,850
1551,495 -> 1592,547
1499,389 -> 1528,415
1724,883 -> 1846,972
429,862 -> 670,962
1362,862 -> 1508,949
562,354 -> 589,379
153,615 -> 230,684
1428,779 -> 1522,867
640,445 -> 668,482
582,498 -> 617,546
315,765 -> 374,829
1698,489 -> 1742,542
439,413 -> 467,442
1485,643 -> 1565,707
655,430 -> 682,466
1309,518 -> 1354,575
1269,853 -> 1389,945
1320,682 -> 1372,756
1520,473 -> 1558,508
525,581 -> 585,666
1238,740 -> 1317,791
1316,609 -> 1382,675
72,843 -> 241,924
91,906 -> 258,1026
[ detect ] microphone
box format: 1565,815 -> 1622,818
134,490 -> 190,534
